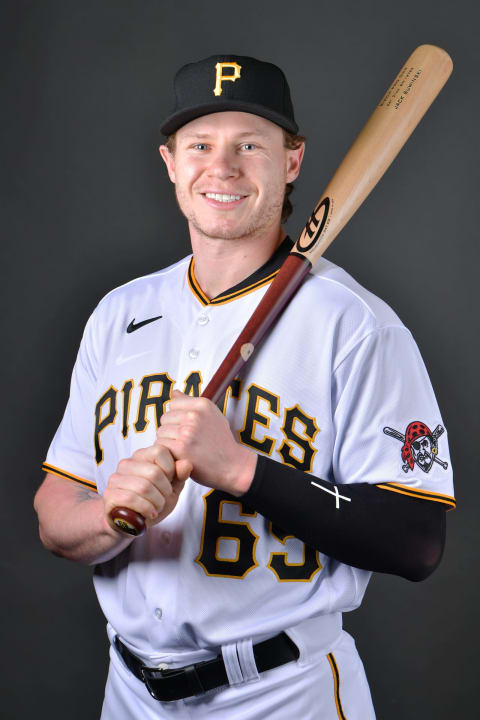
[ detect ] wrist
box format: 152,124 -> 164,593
228,447 -> 258,497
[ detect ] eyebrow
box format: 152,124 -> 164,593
180,130 -> 269,140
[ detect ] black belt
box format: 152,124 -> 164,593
114,632 -> 299,702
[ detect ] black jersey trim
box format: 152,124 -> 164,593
376,482 -> 456,509
187,236 -> 294,306
42,462 -> 98,492
187,260 -> 210,305
327,653 -> 348,720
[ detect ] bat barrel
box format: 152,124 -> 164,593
295,45 -> 453,266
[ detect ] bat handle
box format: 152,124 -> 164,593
109,507 -> 146,536
203,253 -> 311,404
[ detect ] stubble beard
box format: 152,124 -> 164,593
175,182 -> 286,242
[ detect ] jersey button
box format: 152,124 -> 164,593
198,314 -> 209,326
154,608 -> 163,620
189,348 -> 199,359
162,531 -> 171,545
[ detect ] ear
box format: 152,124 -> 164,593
285,142 -> 305,184
159,145 -> 176,183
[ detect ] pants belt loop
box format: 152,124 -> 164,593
221,642 -> 244,686
237,638 -> 260,683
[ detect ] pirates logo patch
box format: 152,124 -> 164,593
383,421 -> 448,473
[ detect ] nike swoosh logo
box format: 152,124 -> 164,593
127,315 -> 162,333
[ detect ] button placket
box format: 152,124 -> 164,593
176,307 -> 217,383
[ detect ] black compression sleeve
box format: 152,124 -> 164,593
240,455 -> 446,581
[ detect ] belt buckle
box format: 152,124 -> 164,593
140,663 -> 206,702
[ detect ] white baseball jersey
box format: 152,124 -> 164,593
43,239 -> 454,667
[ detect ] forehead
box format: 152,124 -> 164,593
177,111 -> 283,141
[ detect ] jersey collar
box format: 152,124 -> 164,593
187,236 -> 294,306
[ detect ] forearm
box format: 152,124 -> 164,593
34,475 -> 133,565
241,455 -> 446,581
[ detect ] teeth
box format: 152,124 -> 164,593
205,193 -> 242,202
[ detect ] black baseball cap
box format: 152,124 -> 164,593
160,54 -> 299,135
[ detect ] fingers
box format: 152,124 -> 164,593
175,458 -> 193,483
131,444 -> 175,479
119,459 -> 174,497
157,409 -> 188,427
106,475 -> 166,522
157,394 -> 214,449
104,443 -> 185,528
158,391 -> 255,495
106,466 -> 172,522
165,391 -> 212,417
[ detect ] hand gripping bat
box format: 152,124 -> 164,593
110,44 -> 453,536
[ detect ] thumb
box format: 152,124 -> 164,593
175,458 -> 193,483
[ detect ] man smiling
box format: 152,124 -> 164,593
35,55 -> 454,719
161,112 -> 301,240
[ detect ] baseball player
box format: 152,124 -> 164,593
34,55 -> 455,719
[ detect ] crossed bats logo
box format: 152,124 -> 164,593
383,421 -> 448,474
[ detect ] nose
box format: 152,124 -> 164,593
207,146 -> 240,180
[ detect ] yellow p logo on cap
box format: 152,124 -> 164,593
213,62 -> 242,96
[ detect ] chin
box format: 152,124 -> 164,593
194,219 -> 255,241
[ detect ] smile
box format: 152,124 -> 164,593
204,193 -> 244,202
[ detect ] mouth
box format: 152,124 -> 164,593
201,192 -> 248,208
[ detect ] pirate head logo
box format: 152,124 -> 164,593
403,421 -> 437,472
383,422 -> 448,474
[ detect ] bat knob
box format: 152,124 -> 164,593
109,507 -> 146,536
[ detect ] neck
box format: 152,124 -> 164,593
189,224 -> 285,300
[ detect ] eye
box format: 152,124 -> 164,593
193,143 -> 208,151
241,143 -> 256,151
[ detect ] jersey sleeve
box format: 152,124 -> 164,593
331,325 -> 455,508
42,311 -> 99,492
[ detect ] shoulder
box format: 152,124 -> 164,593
296,257 -> 413,367
306,257 -> 406,331
92,254 -> 191,322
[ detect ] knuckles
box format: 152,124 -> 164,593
142,463 -> 160,482
152,445 -> 174,468
192,398 -> 216,418
107,472 -> 122,488
135,476 -> 156,496
179,425 -> 196,442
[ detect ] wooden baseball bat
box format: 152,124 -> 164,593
110,44 -> 452,536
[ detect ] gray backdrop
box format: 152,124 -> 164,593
2,0 -> 478,717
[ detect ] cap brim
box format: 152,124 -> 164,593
160,101 -> 299,135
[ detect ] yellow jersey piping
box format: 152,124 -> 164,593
376,482 -> 455,509
42,462 -> 98,492
187,257 -> 279,306
327,652 -> 347,720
